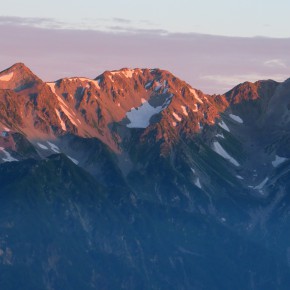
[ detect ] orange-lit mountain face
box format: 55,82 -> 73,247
0,63 -> 286,182
2,63 -> 290,289
0,62 -> 288,185
0,63 -> 229,150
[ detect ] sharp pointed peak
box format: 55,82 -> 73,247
1,62 -> 31,73
0,63 -> 43,91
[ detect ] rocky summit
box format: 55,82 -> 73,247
0,63 -> 290,290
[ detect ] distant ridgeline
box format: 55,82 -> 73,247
0,63 -> 289,289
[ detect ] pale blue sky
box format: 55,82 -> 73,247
2,0 -> 290,37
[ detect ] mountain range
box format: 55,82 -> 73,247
0,63 -> 290,289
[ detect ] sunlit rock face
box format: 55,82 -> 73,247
0,63 -> 290,289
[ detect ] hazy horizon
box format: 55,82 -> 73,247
1,20 -> 290,94
1,1 -> 290,94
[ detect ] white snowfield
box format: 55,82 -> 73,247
229,114 -> 243,124
126,102 -> 163,128
47,82 -> 78,127
272,155 -> 287,167
122,69 -> 134,78
107,74 -> 114,82
111,69 -> 134,79
192,103 -> 198,112
126,94 -> 173,128
190,167 -> 201,188
0,72 -> 13,82
67,155 -> 79,165
181,106 -> 188,116
213,141 -> 240,166
47,142 -> 60,153
144,81 -> 153,89
55,109 -> 66,131
73,78 -> 101,90
172,112 -> 182,122
194,177 -> 202,189
59,103 -> 78,126
216,133 -> 225,139
47,82 -> 57,94
189,88 -> 203,103
218,121 -> 230,132
37,143 -> 49,150
154,83 -> 162,92
38,141 -> 78,164
0,147 -> 18,162
254,177 -> 269,191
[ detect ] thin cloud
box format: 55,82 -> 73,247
1,18 -> 290,94
107,25 -> 168,35
264,59 -> 287,68
200,74 -> 288,86
113,18 -> 131,24
0,16 -> 166,34
0,16 -> 65,29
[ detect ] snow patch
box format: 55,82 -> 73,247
66,78 -> 100,90
47,82 -> 57,94
47,142 -> 60,153
58,96 -> 69,109
67,155 -> 79,165
91,80 -> 100,90
126,102 -> 163,128
154,83 -> 162,91
173,112 -> 182,122
122,69 -> 134,78
37,143 -> 48,150
254,177 -> 269,191
181,105 -> 188,116
192,104 -> 198,112
213,141 -> 240,166
195,178 -> 202,189
189,88 -> 203,103
78,77 -> 90,82
162,94 -> 173,108
272,155 -> 287,167
216,133 -> 224,139
107,75 -> 114,82
55,109 -> 66,131
218,121 -> 230,132
0,147 -> 18,162
0,72 -> 13,82
229,114 -> 243,124
60,104 -> 77,126
126,94 -> 173,128
145,81 -> 153,89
